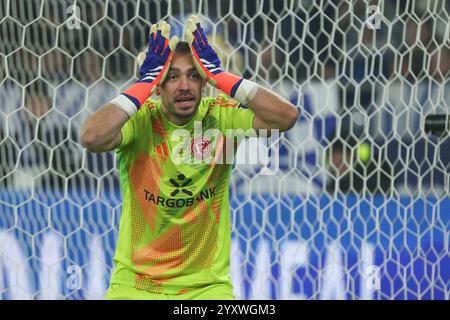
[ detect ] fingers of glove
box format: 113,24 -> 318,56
150,23 -> 158,34
161,41 -> 171,61
158,65 -> 171,86
193,28 -> 207,50
161,35 -> 179,60
137,51 -> 146,67
191,37 -> 203,56
185,16 -> 198,44
168,35 -> 179,52
196,23 -> 210,46
155,30 -> 166,55
159,36 -> 179,82
149,24 -> 158,50
193,58 -> 208,80
185,27 -> 194,45
187,17 -> 207,49
159,20 -> 170,38
160,47 -> 169,61
158,21 -> 170,54
186,16 -> 198,33
137,51 -> 147,76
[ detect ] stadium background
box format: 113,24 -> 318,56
0,0 -> 449,299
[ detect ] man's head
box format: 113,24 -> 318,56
157,41 -> 206,124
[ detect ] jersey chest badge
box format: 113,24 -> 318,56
190,137 -> 212,160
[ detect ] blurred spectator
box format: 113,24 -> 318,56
6,83 -> 81,190
429,45 -> 450,83
1,0 -> 448,197
326,139 -> 392,194
41,49 -> 71,85
73,49 -> 103,85
398,18 -> 431,82
339,27 -> 384,141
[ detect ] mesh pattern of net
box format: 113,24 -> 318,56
0,0 -> 449,300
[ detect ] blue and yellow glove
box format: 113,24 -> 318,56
111,21 -> 179,117
185,15 -> 258,104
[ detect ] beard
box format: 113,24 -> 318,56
169,95 -> 201,119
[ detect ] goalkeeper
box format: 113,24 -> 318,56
81,16 -> 299,300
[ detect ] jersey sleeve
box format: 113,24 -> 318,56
118,115 -> 137,149
215,94 -> 255,131
116,99 -> 153,152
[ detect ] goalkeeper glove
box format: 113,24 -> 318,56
111,21 -> 179,117
184,15 -> 258,104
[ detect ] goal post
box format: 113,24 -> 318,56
0,0 -> 449,300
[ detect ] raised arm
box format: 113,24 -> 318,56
80,104 -> 128,153
247,86 -> 299,132
80,21 -> 179,153
184,16 -> 299,133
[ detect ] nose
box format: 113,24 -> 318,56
177,75 -> 190,91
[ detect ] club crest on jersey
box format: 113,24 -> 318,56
190,137 -> 212,160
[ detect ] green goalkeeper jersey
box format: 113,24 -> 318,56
109,94 -> 255,294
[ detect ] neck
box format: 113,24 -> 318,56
161,103 -> 195,126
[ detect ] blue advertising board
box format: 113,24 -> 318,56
0,190 -> 448,300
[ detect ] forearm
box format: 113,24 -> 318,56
246,86 -> 299,131
81,104 -> 129,153
81,23 -> 177,153
185,16 -> 299,131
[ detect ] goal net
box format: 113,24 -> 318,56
0,0 -> 449,300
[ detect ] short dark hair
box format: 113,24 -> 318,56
175,41 -> 190,53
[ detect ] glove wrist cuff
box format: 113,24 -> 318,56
214,72 -> 259,104
213,72 -> 242,97
119,81 -> 155,110
111,94 -> 140,118
234,78 -> 259,105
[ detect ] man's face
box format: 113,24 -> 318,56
158,51 -> 205,121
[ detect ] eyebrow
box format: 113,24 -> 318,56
168,67 -> 198,73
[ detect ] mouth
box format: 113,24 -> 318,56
174,95 -> 196,108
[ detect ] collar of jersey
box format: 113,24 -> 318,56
158,99 -> 207,129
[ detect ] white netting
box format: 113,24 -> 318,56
0,0 -> 449,300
